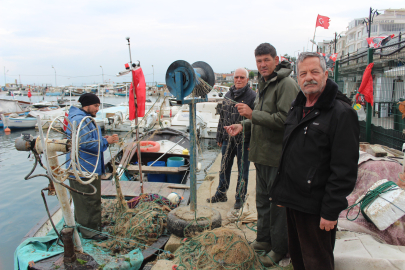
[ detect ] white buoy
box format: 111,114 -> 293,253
167,192 -> 181,204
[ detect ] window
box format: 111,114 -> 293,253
380,24 -> 405,32
348,44 -> 355,53
371,24 -> 378,33
348,33 -> 355,41
358,32 -> 361,38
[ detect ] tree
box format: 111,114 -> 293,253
249,71 -> 255,79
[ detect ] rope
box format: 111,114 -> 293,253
346,181 -> 405,225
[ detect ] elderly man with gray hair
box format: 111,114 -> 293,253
207,68 -> 256,209
270,52 -> 359,269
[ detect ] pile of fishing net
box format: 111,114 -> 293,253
97,194 -> 178,255
172,227 -> 264,270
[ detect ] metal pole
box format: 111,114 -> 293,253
126,37 -> 144,193
334,60 -> 339,83
366,48 -> 373,142
334,32 -> 337,53
100,66 -> 104,83
152,65 -> 154,86
189,102 -> 197,211
52,66 -> 57,87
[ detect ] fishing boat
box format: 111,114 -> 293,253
170,102 -> 220,138
0,99 -> 29,127
15,128 -> 192,270
4,115 -> 37,129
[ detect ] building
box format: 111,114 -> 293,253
318,9 -> 405,58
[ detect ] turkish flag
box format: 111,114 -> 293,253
316,15 -> 330,29
280,56 -> 288,62
358,63 -> 374,106
330,53 -> 338,62
27,88 -> 32,98
129,68 -> 146,120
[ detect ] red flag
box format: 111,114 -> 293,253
129,68 -> 146,120
63,112 -> 69,132
316,15 -> 330,29
358,63 -> 374,106
280,56 -> 288,62
28,87 -> 32,98
329,53 -> 338,62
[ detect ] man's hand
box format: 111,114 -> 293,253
319,218 -> 337,231
106,134 -> 119,144
235,103 -> 253,119
224,124 -> 243,136
217,142 -> 222,147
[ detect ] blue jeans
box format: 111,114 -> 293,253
216,140 -> 250,201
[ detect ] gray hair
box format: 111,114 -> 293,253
297,52 -> 327,72
234,68 -> 249,78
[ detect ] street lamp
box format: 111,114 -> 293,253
100,66 -> 104,84
52,65 -> 57,87
152,65 -> 154,86
362,7 -> 380,46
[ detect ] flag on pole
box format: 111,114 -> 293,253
28,87 -> 32,98
129,68 -> 146,120
280,56 -> 288,62
316,15 -> 330,29
357,63 -> 374,106
329,53 -> 338,62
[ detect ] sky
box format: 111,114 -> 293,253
1,0 -> 404,87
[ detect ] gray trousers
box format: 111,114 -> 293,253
255,163 -> 288,255
69,176 -> 101,239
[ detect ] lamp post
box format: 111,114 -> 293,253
363,7 -> 380,46
100,66 -> 104,83
152,65 -> 154,86
52,65 -> 57,87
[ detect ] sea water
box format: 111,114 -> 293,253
0,95 -> 219,269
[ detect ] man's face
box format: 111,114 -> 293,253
297,57 -> 328,97
255,54 -> 279,79
83,104 -> 100,117
233,69 -> 249,89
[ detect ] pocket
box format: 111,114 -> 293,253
305,166 -> 318,192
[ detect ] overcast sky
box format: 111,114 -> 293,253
1,0 -> 403,87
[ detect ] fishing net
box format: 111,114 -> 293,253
96,194 -> 178,255
172,227 -> 265,270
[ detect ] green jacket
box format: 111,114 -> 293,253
242,61 -> 299,167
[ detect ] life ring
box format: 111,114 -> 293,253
139,141 -> 160,152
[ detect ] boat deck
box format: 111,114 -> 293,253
101,180 -> 190,206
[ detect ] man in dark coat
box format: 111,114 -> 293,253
207,68 -> 256,209
270,52 -> 359,270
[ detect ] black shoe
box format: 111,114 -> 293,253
91,234 -> 108,241
234,200 -> 244,209
207,194 -> 227,203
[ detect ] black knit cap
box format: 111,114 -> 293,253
78,93 -> 100,107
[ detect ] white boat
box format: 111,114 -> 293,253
5,115 -> 37,129
0,99 -> 29,127
28,107 -> 68,129
170,102 -> 220,138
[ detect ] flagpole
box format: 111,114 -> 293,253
126,37 -> 144,194
312,26 -> 317,52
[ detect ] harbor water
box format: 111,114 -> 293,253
0,94 -> 220,270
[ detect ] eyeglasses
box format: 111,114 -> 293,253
234,76 -> 246,79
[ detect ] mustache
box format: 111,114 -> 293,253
303,80 -> 318,86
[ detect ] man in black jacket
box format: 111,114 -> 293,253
270,52 -> 359,270
207,68 -> 256,209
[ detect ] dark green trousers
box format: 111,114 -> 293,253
255,163 -> 288,255
69,176 -> 101,239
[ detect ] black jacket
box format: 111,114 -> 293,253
270,79 -> 359,221
216,84 -> 256,144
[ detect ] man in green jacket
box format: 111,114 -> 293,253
225,43 -> 299,266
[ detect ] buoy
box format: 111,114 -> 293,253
182,149 -> 189,155
167,192 -> 181,204
4,127 -> 11,134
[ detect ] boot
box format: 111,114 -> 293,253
250,240 -> 272,254
259,250 -> 284,267
206,193 -> 227,203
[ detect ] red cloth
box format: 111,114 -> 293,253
27,88 -> 32,98
316,14 -> 330,29
129,68 -> 146,120
358,63 -> 374,106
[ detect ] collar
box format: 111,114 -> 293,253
293,79 -> 338,110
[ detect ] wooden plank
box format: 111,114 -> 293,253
366,145 -> 388,157
127,165 -> 188,174
167,184 -> 190,189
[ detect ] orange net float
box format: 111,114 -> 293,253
139,141 -> 160,152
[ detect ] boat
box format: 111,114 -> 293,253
170,102 -> 220,138
0,99 -> 29,127
15,128 -> 192,269
4,115 -> 37,129
45,92 -> 62,96
32,101 -> 59,109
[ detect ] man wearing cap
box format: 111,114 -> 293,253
66,93 -> 119,240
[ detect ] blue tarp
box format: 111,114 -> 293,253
14,218 -> 143,270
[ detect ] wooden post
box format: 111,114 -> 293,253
61,228 -> 76,263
